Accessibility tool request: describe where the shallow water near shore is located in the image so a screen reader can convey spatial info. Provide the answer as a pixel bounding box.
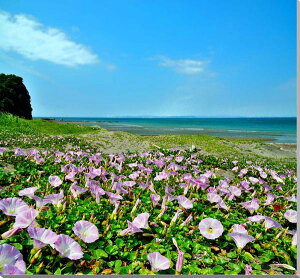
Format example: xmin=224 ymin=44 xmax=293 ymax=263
xmin=44 ymin=117 xmax=297 ymax=143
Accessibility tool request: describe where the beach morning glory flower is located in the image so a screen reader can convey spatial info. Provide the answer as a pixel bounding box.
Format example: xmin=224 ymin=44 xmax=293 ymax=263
xmin=27 ymin=226 xmax=58 ymax=249
xmin=284 ymin=209 xmax=297 ymax=223
xmin=32 ymin=196 xmax=50 ymax=209
xmin=248 ymin=215 xmax=265 ymax=223
xmin=2 ymin=228 xmax=22 ymax=240
xmin=70 ymin=182 xmax=88 ymax=198
xmin=44 ymin=190 xmax=64 ymax=206
xmin=73 ymin=220 xmax=99 ymax=243
xmin=18 ymin=187 xmax=38 ymax=198
xmin=292 ymin=232 xmax=297 ymax=246
xmin=228 ymin=232 xmax=254 ymax=250
xmin=0 ymin=197 xmax=29 ymax=216
xmin=0 ymin=244 xmax=26 ymax=275
xmin=150 ymin=194 xmax=160 ymax=206
xmin=106 ymin=192 xmax=123 ymax=203
xmin=245 ymin=264 xmax=253 ymax=275
xmin=240 ymin=198 xmax=260 ymax=214
xmin=263 ymin=216 xmax=282 ymax=229
xmin=120 ymin=220 xmax=143 ymax=236
xmin=14 ymin=208 xmax=39 ymax=228
xmin=207 ymin=193 xmax=222 ymax=203
xmin=177 ymin=196 xmax=193 ymax=209
xmin=132 ymin=213 xmax=150 ymax=229
xmin=229 ymin=186 xmax=241 ymax=197
xmin=265 ymin=193 xmax=276 ymax=205
xmin=48 ymin=175 xmax=63 ymax=187
xmin=147 ymin=252 xmax=170 ymax=272
xmin=199 ymin=218 xmax=224 ymax=239
xmin=232 ymin=224 xmax=248 ymax=234
xmin=89 ymin=184 xmax=105 ymax=203
xmin=54 ymin=234 xmax=83 ymax=260
xmin=172 ymin=238 xmax=184 ymax=274
xmin=180 ymin=214 xmax=193 ymax=227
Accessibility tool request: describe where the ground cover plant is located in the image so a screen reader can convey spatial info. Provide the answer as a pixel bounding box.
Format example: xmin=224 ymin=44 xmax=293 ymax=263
xmin=0 ymin=115 xmax=297 ymax=275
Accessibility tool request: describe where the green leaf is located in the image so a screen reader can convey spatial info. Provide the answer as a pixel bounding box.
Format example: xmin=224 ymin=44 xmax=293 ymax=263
xmin=227 ymin=251 xmax=237 ymax=258
xmin=242 ymin=252 xmax=255 ymax=262
xmin=54 ymin=268 xmax=61 ymax=275
xmin=105 ymin=245 xmax=119 ymax=255
xmin=92 ymin=249 xmax=108 ymax=259
xmin=212 ymin=265 xmax=224 ymax=273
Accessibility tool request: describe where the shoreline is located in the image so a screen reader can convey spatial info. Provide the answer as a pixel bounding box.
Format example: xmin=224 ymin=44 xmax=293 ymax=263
xmin=45 ymin=118 xmax=295 ymax=145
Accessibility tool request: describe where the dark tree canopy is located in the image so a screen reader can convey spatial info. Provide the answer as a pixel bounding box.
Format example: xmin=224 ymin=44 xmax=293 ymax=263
xmin=0 ymin=73 xmax=32 ymax=120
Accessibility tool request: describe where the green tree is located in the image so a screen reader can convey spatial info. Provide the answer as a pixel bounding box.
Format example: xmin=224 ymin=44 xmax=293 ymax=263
xmin=0 ymin=73 xmax=32 ymax=119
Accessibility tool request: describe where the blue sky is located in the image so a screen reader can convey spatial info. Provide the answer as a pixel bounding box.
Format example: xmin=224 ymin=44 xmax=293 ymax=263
xmin=0 ymin=0 xmax=296 ymax=117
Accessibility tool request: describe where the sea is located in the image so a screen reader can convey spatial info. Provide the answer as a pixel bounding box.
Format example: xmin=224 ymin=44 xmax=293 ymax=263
xmin=48 ymin=117 xmax=297 ymax=143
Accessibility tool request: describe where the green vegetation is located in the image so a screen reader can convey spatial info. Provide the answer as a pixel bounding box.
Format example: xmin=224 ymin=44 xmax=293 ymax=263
xmin=0 ymin=113 xmax=99 ymax=135
xmin=0 ymin=113 xmax=296 ymax=170
xmin=0 ymin=74 xmax=33 ymax=119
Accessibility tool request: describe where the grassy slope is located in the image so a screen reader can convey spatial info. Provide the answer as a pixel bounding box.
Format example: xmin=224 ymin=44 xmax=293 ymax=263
xmin=0 ymin=113 xmax=98 ymax=135
xmin=0 ymin=114 xmax=296 ymax=168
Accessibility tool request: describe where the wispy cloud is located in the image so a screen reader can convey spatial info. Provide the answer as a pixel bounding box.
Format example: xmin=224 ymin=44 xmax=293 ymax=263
xmin=0 ymin=11 xmax=100 ymax=67
xmin=153 ymin=56 xmax=208 ymax=74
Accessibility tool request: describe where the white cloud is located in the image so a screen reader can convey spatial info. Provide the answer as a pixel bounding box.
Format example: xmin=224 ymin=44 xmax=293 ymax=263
xmin=154 ymin=56 xmax=207 ymax=74
xmin=0 ymin=11 xmax=100 ymax=67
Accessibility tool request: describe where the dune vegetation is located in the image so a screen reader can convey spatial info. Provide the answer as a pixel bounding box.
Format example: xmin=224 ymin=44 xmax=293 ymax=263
xmin=0 ymin=114 xmax=297 ymax=275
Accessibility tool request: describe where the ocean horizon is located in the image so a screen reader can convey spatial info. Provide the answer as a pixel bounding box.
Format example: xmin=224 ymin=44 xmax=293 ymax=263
xmin=36 ymin=117 xmax=297 ymax=143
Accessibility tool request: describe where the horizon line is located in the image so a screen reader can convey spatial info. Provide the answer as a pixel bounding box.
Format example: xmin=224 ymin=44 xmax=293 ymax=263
xmin=33 ymin=115 xmax=297 ymax=119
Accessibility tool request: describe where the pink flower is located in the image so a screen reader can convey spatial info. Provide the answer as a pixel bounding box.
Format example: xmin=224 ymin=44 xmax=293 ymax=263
xmin=207 ymin=193 xmax=221 ymax=203
xmin=106 ymin=192 xmax=122 ymax=203
xmin=27 ymin=226 xmax=58 ymax=249
xmin=177 ymin=196 xmax=193 ymax=209
xmin=180 ymin=214 xmax=193 ymax=227
xmin=44 ymin=190 xmax=64 ymax=206
xmin=228 ymin=232 xmax=254 ymax=250
xmin=73 ymin=220 xmax=99 ymax=243
xmin=70 ymin=182 xmax=88 ymax=198
xmin=48 ymin=175 xmax=63 ymax=187
xmin=232 ymin=224 xmax=247 ymax=234
xmin=13 ymin=208 xmax=39 ymax=228
xmin=199 ymin=218 xmax=223 ymax=239
xmin=0 ymin=244 xmax=26 ymax=274
xmin=120 ymin=220 xmax=143 ymax=236
xmin=32 ymin=196 xmax=50 ymax=208
xmin=150 ymin=194 xmax=160 ymax=206
xmin=1 ymin=228 xmax=22 ymax=239
xmin=18 ymin=187 xmax=38 ymax=198
xmin=229 ymin=186 xmax=241 ymax=197
xmin=284 ymin=209 xmax=297 ymax=223
xmin=240 ymin=198 xmax=260 ymax=214
xmin=0 ymin=198 xmax=29 ymax=216
xmin=245 ymin=264 xmax=252 ymax=275
xmin=132 ymin=213 xmax=150 ymax=229
xmin=263 ymin=216 xmax=282 ymax=229
xmin=54 ymin=234 xmax=83 ymax=260
xmin=147 ymin=252 xmax=170 ymax=272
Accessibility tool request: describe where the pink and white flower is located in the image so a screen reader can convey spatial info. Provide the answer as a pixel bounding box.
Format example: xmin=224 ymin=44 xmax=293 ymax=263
xmin=0 ymin=244 xmax=26 ymax=274
xmin=0 ymin=198 xmax=29 ymax=216
xmin=48 ymin=175 xmax=63 ymax=187
xmin=73 ymin=220 xmax=99 ymax=243
xmin=177 ymin=196 xmax=193 ymax=209
xmin=228 ymin=232 xmax=254 ymax=250
xmin=199 ymin=218 xmax=223 ymax=239
xmin=284 ymin=209 xmax=297 ymax=223
xmin=54 ymin=234 xmax=83 ymax=260
xmin=18 ymin=187 xmax=38 ymax=198
xmin=148 ymin=252 xmax=170 ymax=272
xmin=27 ymin=226 xmax=58 ymax=249
xmin=13 ymin=208 xmax=39 ymax=228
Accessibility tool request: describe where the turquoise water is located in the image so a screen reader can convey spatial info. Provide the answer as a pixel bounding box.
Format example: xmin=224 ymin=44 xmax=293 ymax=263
xmin=49 ymin=117 xmax=297 ymax=143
